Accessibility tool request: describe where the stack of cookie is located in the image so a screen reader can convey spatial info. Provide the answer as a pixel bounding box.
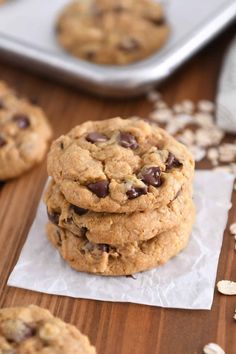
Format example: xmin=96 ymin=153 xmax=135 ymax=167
xmin=44 ymin=117 xmax=195 ymax=276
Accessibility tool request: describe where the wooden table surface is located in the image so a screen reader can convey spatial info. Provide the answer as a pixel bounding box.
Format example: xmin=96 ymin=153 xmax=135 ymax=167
xmin=0 ymin=24 xmax=236 ymax=354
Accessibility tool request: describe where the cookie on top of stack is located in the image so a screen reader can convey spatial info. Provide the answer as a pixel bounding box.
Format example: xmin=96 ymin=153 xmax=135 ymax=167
xmin=44 ymin=117 xmax=195 ymax=276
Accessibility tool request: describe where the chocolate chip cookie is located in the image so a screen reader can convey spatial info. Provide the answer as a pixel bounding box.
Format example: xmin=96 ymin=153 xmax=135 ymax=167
xmin=0 ymin=81 xmax=52 ymax=180
xmin=0 ymin=305 xmax=96 ymax=353
xmin=47 ymin=117 xmax=194 ymax=213
xmin=56 ymin=0 xmax=169 ymax=65
xmin=45 ymin=179 xmax=193 ymax=245
xmin=46 ymin=204 xmax=195 ymax=275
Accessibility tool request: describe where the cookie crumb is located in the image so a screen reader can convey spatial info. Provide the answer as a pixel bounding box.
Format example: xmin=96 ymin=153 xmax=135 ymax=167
xmin=177 ymin=129 xmax=194 ymax=146
xmin=203 ymin=343 xmax=225 ymax=354
xmin=219 ymin=144 xmax=236 ymax=163
xmin=213 ymin=166 xmax=232 ymax=173
xmin=146 ymin=96 xmax=235 ymax=170
xmin=154 ymin=100 xmax=167 ymax=110
xmin=217 ymin=280 xmax=236 ymax=295
xmin=198 ymin=100 xmax=215 ymax=113
xmin=207 ymin=148 xmax=219 ymax=166
xmin=229 ymin=223 xmax=236 ymax=235
xmin=149 ymin=108 xmax=172 ymax=123
xmin=182 ymin=99 xmax=194 ymax=114
xmin=188 ymin=145 xmax=206 ymax=162
xmin=147 ymin=90 xmax=161 ymax=102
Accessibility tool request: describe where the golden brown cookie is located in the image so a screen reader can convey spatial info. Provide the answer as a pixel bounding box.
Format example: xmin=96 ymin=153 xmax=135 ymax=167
xmin=45 ymin=179 xmax=193 ymax=245
xmin=47 ymin=117 xmax=194 ymax=213
xmin=46 ymin=203 xmax=195 ymax=276
xmin=0 ymin=81 xmax=52 ymax=180
xmin=56 ymin=0 xmax=169 ymax=65
xmin=0 ymin=305 xmax=96 ymax=353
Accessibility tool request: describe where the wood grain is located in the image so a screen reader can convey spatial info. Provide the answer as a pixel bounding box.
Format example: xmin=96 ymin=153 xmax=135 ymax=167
xmin=0 ymin=24 xmax=236 ymax=354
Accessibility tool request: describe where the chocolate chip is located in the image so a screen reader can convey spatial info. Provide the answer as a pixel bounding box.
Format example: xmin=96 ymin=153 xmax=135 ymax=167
xmin=0 ymin=135 xmax=6 ymax=147
xmin=55 ymin=23 xmax=62 ymax=34
xmin=80 ymin=227 xmax=88 ymax=237
xmin=2 ymin=320 xmax=35 ymax=343
xmin=65 ymin=217 xmax=73 ymax=224
xmin=12 ymin=114 xmax=30 ymax=129
xmin=166 ymin=153 xmax=182 ymax=170
xmin=126 ymin=186 xmax=147 ymax=199
xmin=86 ymin=132 xmax=108 ymax=143
xmin=47 ymin=210 xmax=60 ymax=225
xmin=19 ymin=325 xmax=35 ymax=342
xmin=92 ymin=5 xmax=104 ymax=17
xmin=139 ymin=167 xmax=162 ymax=187
xmin=85 ymin=51 xmax=96 ymax=61
xmin=84 ymin=241 xmax=94 ymax=251
xmin=30 ymin=97 xmax=39 ymax=105
xmin=70 ymin=204 xmax=88 ymax=216
xmin=98 ymin=244 xmax=110 ymax=252
xmin=60 ymin=142 xmax=64 ymax=150
xmin=126 ymin=274 xmax=137 ymax=279
xmin=118 ymin=132 xmax=138 ymax=149
xmin=0 ymin=99 xmax=4 ymax=109
xmin=172 ymin=189 xmax=181 ymax=202
xmin=118 ymin=38 xmax=140 ymax=52
xmin=147 ymin=17 xmax=166 ymax=26
xmin=113 ymin=5 xmax=125 ymax=13
xmin=87 ymin=180 xmax=109 ymax=198
xmin=56 ymin=230 xmax=62 ymax=246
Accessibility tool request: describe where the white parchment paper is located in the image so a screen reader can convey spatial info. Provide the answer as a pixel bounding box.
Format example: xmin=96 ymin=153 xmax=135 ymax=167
xmin=8 ymin=171 xmax=234 ymax=310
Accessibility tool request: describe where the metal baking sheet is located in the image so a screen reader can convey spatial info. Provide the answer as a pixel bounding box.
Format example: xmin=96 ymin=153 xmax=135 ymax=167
xmin=0 ymin=0 xmax=235 ymax=97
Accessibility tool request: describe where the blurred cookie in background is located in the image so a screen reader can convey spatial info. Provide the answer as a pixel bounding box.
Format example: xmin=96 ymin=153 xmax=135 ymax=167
xmin=0 ymin=81 xmax=52 ymax=181
xmin=56 ymin=0 xmax=170 ymax=65
xmin=0 ymin=305 xmax=96 ymax=353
